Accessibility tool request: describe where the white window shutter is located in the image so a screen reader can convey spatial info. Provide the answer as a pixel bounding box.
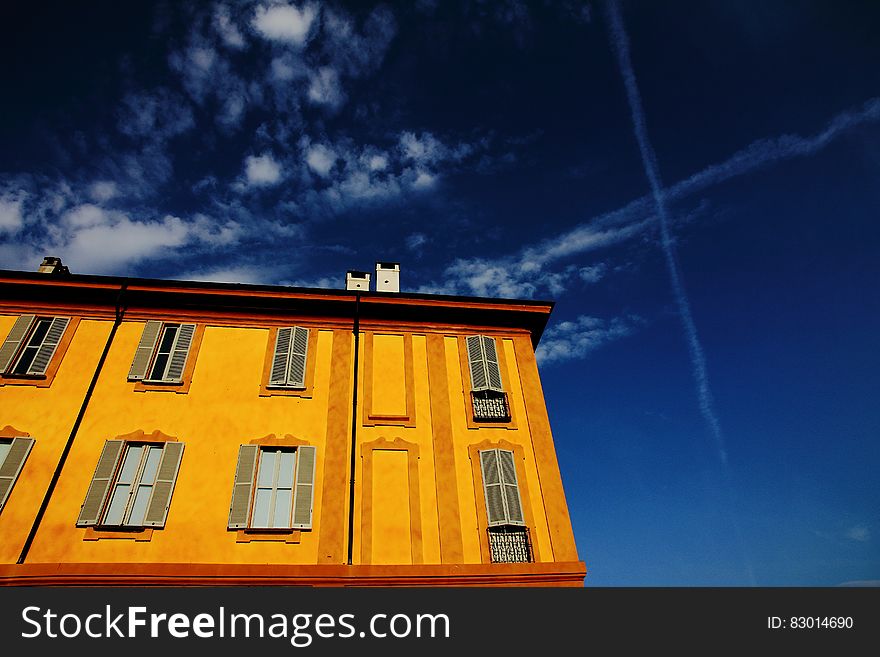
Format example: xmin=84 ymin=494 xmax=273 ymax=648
xmin=27 ymin=316 xmax=70 ymax=376
xmin=0 ymin=315 xmax=35 ymax=373
xmin=480 ymin=449 xmax=508 ymax=526
xmin=291 ymin=445 xmax=316 ymax=529
xmin=497 ymin=449 xmax=524 ymax=525
xmin=163 ymin=323 xmax=196 ymax=383
xmin=481 ymin=336 xmax=504 ymax=392
xmin=143 ymin=442 xmax=184 ymax=527
xmin=466 ymin=335 xmax=488 ymax=391
xmin=0 ymin=437 xmax=35 ymax=512
xmin=288 ymin=327 xmax=309 ymax=388
xmin=269 ymin=328 xmax=293 ymax=386
xmin=228 ymin=445 xmax=259 ymax=529
xmin=128 ymin=320 xmax=162 ymax=381
xmin=77 ymin=440 xmax=125 ymax=526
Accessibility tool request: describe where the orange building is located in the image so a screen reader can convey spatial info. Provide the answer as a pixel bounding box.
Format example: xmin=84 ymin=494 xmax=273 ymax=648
xmin=0 ymin=258 xmax=585 ymax=586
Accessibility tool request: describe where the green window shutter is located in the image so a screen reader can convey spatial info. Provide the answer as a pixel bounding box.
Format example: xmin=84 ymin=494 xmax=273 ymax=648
xmin=128 ymin=320 xmax=162 ymax=381
xmin=497 ymin=449 xmax=524 ymax=525
xmin=0 ymin=315 xmax=35 ymax=373
xmin=27 ymin=316 xmax=70 ymax=376
xmin=269 ymin=328 xmax=293 ymax=386
xmin=480 ymin=449 xmax=508 ymax=526
xmin=466 ymin=335 xmax=488 ymax=391
xmin=0 ymin=437 xmax=35 ymax=512
xmin=288 ymin=327 xmax=309 ymax=388
xmin=228 ymin=445 xmax=259 ymax=529
xmin=291 ymin=445 xmax=316 ymax=529
xmin=77 ymin=440 xmax=125 ymax=526
xmin=143 ymin=442 xmax=184 ymax=527
xmin=163 ymin=323 xmax=196 ymax=383
xmin=481 ymin=336 xmax=504 ymax=392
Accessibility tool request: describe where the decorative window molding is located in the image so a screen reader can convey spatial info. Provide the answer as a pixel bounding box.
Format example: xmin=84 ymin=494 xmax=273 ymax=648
xmin=467 ymin=439 xmax=539 ymax=564
xmin=228 ymin=434 xmax=316 ymax=541
xmin=77 ymin=430 xmax=184 ymax=541
xmin=362 ymin=332 xmax=416 ymax=427
xmin=457 ymin=335 xmax=518 ymax=430
xmin=359 ymin=437 xmax=423 ymax=565
xmin=0 ymin=425 xmax=35 ymax=514
xmin=259 ymin=327 xmax=316 ymax=398
xmin=128 ymin=321 xmax=204 ymax=393
xmin=0 ymin=315 xmax=79 ymax=388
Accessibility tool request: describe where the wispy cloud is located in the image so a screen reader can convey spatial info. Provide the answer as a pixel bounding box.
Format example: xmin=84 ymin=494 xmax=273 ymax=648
xmin=244 ymin=153 xmax=283 ymax=187
xmin=536 ymin=314 xmax=640 ymax=365
xmin=846 ymin=525 xmax=870 ymax=542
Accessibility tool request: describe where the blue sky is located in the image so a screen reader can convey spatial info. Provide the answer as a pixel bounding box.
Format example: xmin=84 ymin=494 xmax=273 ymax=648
xmin=1 ymin=1 xmax=878 ymax=586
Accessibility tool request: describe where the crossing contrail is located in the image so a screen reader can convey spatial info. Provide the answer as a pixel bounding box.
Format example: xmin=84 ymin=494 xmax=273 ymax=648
xmin=605 ymin=0 xmax=727 ymax=464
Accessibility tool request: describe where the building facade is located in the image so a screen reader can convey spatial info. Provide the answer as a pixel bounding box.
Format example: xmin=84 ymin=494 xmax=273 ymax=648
xmin=0 ymin=260 xmax=585 ymax=586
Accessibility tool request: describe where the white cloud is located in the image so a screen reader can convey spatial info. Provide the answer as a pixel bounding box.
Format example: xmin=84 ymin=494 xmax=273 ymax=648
xmin=411 ymin=170 xmax=436 ymax=189
xmin=846 ymin=525 xmax=870 ymax=542
xmin=252 ymin=3 xmax=317 ymax=45
xmin=305 ymin=144 xmax=337 ymax=177
xmin=214 ymin=5 xmax=246 ymax=49
xmin=367 ymin=154 xmax=388 ymax=171
xmin=56 ymin=213 xmax=191 ymax=274
xmin=536 ymin=315 xmax=640 ymax=365
xmin=579 ymin=263 xmax=607 ymax=284
xmin=307 ymin=67 xmax=345 ymax=109
xmin=88 ymin=181 xmax=118 ymax=203
xmin=0 ymin=194 xmax=25 ymax=234
xmin=181 ymin=265 xmax=270 ymax=285
xmin=245 ymin=153 xmax=283 ymax=186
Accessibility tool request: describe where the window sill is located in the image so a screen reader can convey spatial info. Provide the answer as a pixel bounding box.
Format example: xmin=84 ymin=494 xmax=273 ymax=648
xmin=83 ymin=527 xmax=154 ymax=542
xmin=235 ymin=529 xmax=302 ymax=544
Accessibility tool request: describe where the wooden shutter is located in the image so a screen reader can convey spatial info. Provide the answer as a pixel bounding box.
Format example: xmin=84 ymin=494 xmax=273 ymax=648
xmin=466 ymin=335 xmax=488 ymax=391
xmin=291 ymin=445 xmax=316 ymax=529
xmin=480 ymin=450 xmax=507 ymax=526
xmin=497 ymin=449 xmax=524 ymax=525
xmin=0 ymin=437 xmax=35 ymax=512
xmin=143 ymin=442 xmax=184 ymax=527
xmin=27 ymin=316 xmax=70 ymax=376
xmin=228 ymin=445 xmax=259 ymax=529
xmin=128 ymin=320 xmax=162 ymax=381
xmin=288 ymin=327 xmax=309 ymax=388
xmin=0 ymin=315 xmax=35 ymax=373
xmin=163 ymin=323 xmax=196 ymax=383
xmin=269 ymin=327 xmax=293 ymax=386
xmin=481 ymin=336 xmax=504 ymax=392
xmin=77 ymin=440 xmax=125 ymax=526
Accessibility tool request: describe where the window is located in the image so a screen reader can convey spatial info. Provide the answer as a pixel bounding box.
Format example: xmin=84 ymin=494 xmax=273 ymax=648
xmin=0 ymin=315 xmax=71 ymax=377
xmin=128 ymin=320 xmax=197 ymax=384
xmin=76 ymin=440 xmax=185 ymax=529
xmin=0 ymin=436 xmax=35 ymax=513
xmin=228 ymin=444 xmax=316 ymax=530
xmin=268 ymin=326 xmax=309 ymax=389
xmin=479 ymin=448 xmax=532 ymax=563
xmin=466 ymin=335 xmax=510 ymax=422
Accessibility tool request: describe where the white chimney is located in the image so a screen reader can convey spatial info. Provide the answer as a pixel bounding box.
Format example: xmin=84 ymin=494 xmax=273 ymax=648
xmin=375 ymin=262 xmax=400 ymax=293
xmin=345 ymin=270 xmax=371 ymax=291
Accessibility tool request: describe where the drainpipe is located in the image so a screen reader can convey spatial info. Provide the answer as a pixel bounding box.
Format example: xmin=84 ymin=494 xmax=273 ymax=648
xmin=17 ymin=284 xmax=127 ymax=564
xmin=346 ymin=292 xmax=360 ymax=565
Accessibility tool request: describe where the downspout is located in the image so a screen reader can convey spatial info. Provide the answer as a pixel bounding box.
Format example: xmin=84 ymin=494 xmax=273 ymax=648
xmin=17 ymin=283 xmax=127 ymax=564
xmin=346 ymin=292 xmax=360 ymax=565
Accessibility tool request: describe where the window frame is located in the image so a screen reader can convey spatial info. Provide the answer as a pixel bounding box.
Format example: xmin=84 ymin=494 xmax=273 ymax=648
xmin=227 ymin=434 xmax=317 ymax=538
xmin=259 ymin=327 xmax=316 ymax=398
xmin=76 ymin=430 xmax=184 ymax=534
xmin=128 ymin=321 xmax=203 ymax=393
xmin=0 ymin=315 xmax=78 ymax=388
xmin=0 ymin=427 xmax=35 ymax=514
xmin=468 ymin=440 xmax=540 ymax=564
xmin=457 ymin=335 xmax=518 ymax=430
